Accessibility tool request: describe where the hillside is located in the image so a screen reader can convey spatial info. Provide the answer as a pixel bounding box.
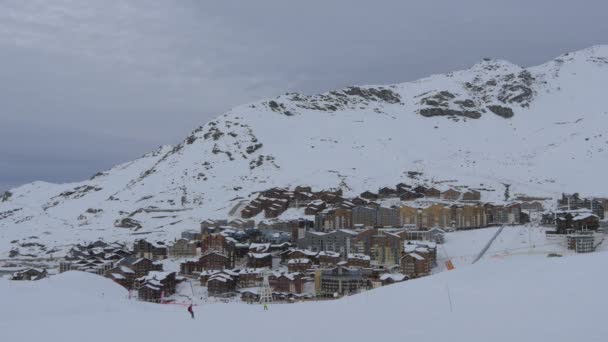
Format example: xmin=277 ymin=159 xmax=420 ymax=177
xmin=2 ymin=251 xmax=607 ymax=342
xmin=2 ymin=45 xmax=608 ymax=256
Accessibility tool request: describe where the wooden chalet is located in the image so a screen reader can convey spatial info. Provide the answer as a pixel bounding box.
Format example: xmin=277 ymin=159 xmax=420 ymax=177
xmin=462 ymin=190 xmax=481 ymax=201
xmin=247 ymin=252 xmax=272 ymax=268
xmin=441 ymin=188 xmax=461 ymax=201
xmin=400 ymin=253 xmax=430 ymax=278
xmin=207 ymin=273 xmax=237 ymax=297
xmin=11 ymin=268 xmax=47 ymax=281
xmin=360 ymin=191 xmax=379 ymax=200
xmin=200 ymin=251 xmax=232 ymax=270
xmin=424 ymin=187 xmax=440 ymax=198
xmin=287 ymin=258 xmax=312 ymax=273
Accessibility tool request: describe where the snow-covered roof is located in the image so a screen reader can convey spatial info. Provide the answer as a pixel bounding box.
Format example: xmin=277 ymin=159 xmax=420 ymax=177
xmin=347 ymin=253 xmax=371 ymax=261
xmin=379 ymin=273 xmax=408 ymax=282
xmin=248 ymin=252 xmax=271 ymax=259
xmin=408 ymin=253 xmax=425 ymax=261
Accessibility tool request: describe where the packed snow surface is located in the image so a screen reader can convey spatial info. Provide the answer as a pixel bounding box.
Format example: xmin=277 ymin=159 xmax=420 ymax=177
xmin=1 ymin=252 xmax=606 ymax=342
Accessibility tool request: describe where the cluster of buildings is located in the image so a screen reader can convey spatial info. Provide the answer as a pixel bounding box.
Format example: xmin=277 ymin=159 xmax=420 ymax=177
xmin=57 ymin=240 xmax=181 ymax=302
xmin=238 ymin=185 xmax=535 ymax=237
xmin=167 ymin=219 xmax=442 ymax=301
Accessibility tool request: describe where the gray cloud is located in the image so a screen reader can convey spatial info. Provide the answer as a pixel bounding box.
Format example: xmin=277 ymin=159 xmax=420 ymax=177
xmin=1 ymin=0 xmax=607 ymax=191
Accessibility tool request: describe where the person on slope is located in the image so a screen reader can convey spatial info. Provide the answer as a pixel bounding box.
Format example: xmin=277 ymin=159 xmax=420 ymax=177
xmin=187 ymin=304 xmax=195 ymax=319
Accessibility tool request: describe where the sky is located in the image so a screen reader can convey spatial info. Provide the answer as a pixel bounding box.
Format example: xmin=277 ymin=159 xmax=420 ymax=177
xmin=1 ymin=0 xmax=607 ymax=192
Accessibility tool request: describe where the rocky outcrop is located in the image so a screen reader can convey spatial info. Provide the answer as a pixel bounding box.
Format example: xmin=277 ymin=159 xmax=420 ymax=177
xmin=487 ymin=105 xmax=514 ymax=118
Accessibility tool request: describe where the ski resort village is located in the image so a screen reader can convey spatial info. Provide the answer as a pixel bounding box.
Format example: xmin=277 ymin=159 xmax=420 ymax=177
xmin=3 ymin=43 xmax=608 ymax=341
xmin=2 ymin=185 xmax=607 ymax=306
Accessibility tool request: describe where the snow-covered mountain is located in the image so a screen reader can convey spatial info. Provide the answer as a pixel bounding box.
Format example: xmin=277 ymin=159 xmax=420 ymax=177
xmin=2 ymin=45 xmax=608 ymax=256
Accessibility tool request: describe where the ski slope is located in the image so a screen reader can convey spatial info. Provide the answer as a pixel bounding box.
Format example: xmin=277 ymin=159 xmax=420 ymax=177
xmin=1 ymin=252 xmax=607 ymax=342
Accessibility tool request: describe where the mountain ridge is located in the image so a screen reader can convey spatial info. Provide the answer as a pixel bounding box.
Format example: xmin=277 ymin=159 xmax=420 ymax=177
xmin=2 ymin=45 xmax=608 ymax=257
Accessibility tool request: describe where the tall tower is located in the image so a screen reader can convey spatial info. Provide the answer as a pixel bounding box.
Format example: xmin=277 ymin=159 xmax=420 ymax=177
xmin=259 ymin=270 xmax=273 ymax=305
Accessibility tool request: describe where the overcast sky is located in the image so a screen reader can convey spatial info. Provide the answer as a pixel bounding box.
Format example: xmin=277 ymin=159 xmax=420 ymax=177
xmin=1 ymin=0 xmax=607 ymax=191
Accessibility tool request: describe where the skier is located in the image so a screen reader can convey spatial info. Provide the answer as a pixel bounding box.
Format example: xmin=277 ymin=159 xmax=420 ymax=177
xmin=187 ymin=304 xmax=194 ymax=319
xmin=263 ymin=303 xmax=268 ymax=311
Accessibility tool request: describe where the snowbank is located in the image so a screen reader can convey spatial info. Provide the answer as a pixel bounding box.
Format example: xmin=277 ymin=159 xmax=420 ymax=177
xmin=1 ymin=253 xmax=606 ymax=342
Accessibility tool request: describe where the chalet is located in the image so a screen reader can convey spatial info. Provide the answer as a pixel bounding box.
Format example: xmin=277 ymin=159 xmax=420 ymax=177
xmin=247 ymin=252 xmax=272 ymax=268
xmin=305 ymin=200 xmax=327 ymax=215
xmin=287 ymin=258 xmax=312 ymax=273
xmin=133 ymin=240 xmax=167 ymax=260
xmin=400 ymin=253 xmax=430 ymax=278
xmin=556 ymin=212 xmax=599 ymax=234
xmin=199 ymin=269 xmax=239 ymax=285
xmin=424 ymin=187 xmax=440 ymax=198
xmin=136 ymin=271 xmax=178 ymax=303
xmin=11 ymin=268 xmax=47 ymax=281
xmin=168 ymin=238 xmax=197 ymax=257
xmin=105 ymin=265 xmax=136 ymax=289
xmin=317 ymin=190 xmax=344 ymax=204
xmin=379 ymin=273 xmax=408 ymax=286
xmin=179 ymin=260 xmax=200 ymax=276
xmin=337 ymin=200 xmax=356 ymax=210
xmin=462 ymin=190 xmax=481 ymax=201
xmin=413 ymin=185 xmax=428 ymax=194
xmin=264 ymin=199 xmax=289 ymax=218
xmin=318 ymin=266 xmax=367 ymax=297
xmin=237 ymin=268 xmax=264 ymax=288
xmin=228 ymin=218 xmax=255 ymax=229
xmin=360 ymin=191 xmax=379 ymax=200
xmin=282 ymin=248 xmax=318 ymax=263
xmin=241 ymin=204 xmax=263 ymax=219
xmin=207 ymin=273 xmax=237 ymax=297
xmin=292 ymin=190 xmax=313 ymax=204
xmin=403 ymin=241 xmax=437 ymax=266
xmin=317 ymin=251 xmax=341 ymax=267
xmin=378 ymin=187 xmax=398 ymax=198
xmin=351 ymin=197 xmax=369 ymax=206
xmin=270 ymin=272 xmax=303 ymax=294
xmin=200 ymin=251 xmax=233 ymax=270
xmin=441 ymin=188 xmax=461 ymax=201
xmin=60 ymin=257 xmax=113 ymax=275
xmin=347 ymin=253 xmax=371 ymax=268
xmin=396 ymin=182 xmax=411 ymax=193
xmin=201 ymin=219 xmax=228 ymax=229
xmin=400 ymin=190 xmax=421 ymax=201
xmin=295 ymin=185 xmax=312 ymax=193
xmin=118 ymin=257 xmax=163 ymax=278
xmin=201 ymin=234 xmax=235 ymax=263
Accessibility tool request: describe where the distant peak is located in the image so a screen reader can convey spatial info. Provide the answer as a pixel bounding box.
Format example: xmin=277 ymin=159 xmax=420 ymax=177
xmin=470 ymin=58 xmax=521 ymax=72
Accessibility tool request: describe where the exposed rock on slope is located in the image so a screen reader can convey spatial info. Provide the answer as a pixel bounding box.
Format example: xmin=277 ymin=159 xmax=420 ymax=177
xmin=2 ymin=45 xmax=608 ymax=257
